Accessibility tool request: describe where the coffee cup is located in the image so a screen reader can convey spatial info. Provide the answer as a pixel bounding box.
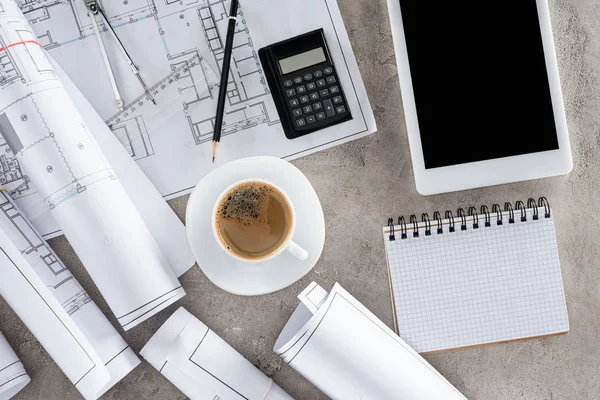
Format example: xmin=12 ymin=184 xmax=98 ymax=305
xmin=211 ymin=178 xmax=308 ymax=262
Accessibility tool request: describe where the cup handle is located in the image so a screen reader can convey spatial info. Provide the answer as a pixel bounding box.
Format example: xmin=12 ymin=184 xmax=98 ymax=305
xmin=286 ymin=240 xmax=308 ymax=261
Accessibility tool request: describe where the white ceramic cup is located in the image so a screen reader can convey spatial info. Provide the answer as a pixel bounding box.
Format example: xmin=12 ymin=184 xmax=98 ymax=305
xmin=211 ymin=178 xmax=308 ymax=262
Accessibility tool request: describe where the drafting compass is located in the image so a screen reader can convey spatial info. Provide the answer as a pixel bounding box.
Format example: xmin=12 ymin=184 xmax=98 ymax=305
xmin=85 ymin=0 xmax=156 ymax=110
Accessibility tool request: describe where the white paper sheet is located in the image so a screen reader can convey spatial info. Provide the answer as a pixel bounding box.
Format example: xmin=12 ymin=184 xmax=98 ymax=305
xmin=10 ymin=0 xmax=376 ymax=239
xmin=0 ymin=330 xmax=29 ymax=400
xmin=0 ymin=190 xmax=140 ymax=398
xmin=274 ymin=282 xmax=467 ymax=400
xmin=0 ymin=1 xmax=186 ymax=330
xmin=141 ymin=307 xmax=293 ymax=400
xmin=0 ymin=228 xmax=109 ymax=398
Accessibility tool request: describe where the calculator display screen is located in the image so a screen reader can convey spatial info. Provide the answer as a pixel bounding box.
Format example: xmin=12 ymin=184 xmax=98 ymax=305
xmin=279 ymin=48 xmax=326 ymax=75
xmin=399 ymin=0 xmax=560 ymax=169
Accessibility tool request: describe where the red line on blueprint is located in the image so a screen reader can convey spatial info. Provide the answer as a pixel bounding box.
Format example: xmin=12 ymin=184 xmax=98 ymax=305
xmin=0 ymin=40 xmax=43 ymax=53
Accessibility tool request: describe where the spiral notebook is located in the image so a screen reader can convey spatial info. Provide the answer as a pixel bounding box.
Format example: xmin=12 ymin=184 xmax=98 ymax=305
xmin=382 ymin=198 xmax=569 ymax=354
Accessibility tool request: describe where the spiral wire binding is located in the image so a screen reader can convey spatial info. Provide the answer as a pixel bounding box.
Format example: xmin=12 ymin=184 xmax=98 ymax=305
xmin=445 ymin=210 xmax=456 ymax=232
xmin=539 ymin=197 xmax=551 ymax=218
xmin=468 ymin=206 xmax=479 ymax=229
xmin=410 ymin=215 xmax=419 ymax=237
xmin=398 ymin=216 xmax=407 ymax=239
xmin=527 ymin=198 xmax=539 ymax=220
xmin=504 ymin=202 xmax=515 ymax=224
xmin=387 ymin=218 xmax=395 ymax=241
xmin=515 ymin=201 xmax=527 ymax=222
xmin=480 ymin=205 xmax=491 ymax=227
xmin=492 ymin=204 xmax=503 ymax=225
xmin=422 ymin=213 xmax=432 ymax=236
xmin=457 ymin=208 xmax=467 ymax=231
xmin=433 ymin=211 xmax=443 ymax=234
xmin=386 ymin=198 xmax=552 ymax=241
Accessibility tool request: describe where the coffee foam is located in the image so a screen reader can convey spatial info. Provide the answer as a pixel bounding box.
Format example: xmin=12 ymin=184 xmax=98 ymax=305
xmin=217 ymin=184 xmax=273 ymax=226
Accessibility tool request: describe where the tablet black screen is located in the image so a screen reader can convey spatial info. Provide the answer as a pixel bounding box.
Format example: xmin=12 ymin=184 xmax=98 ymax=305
xmin=399 ymin=1 xmax=560 ymax=169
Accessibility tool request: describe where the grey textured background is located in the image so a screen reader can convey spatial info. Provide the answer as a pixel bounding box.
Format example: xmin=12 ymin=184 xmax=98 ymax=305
xmin=2 ymin=0 xmax=599 ymax=398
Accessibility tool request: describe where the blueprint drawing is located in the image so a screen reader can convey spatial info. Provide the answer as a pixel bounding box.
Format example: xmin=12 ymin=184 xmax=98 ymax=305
xmin=8 ymin=0 xmax=375 ymax=238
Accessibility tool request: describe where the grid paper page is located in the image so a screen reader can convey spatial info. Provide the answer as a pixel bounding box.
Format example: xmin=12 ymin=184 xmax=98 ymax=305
xmin=383 ymin=208 xmax=569 ymax=353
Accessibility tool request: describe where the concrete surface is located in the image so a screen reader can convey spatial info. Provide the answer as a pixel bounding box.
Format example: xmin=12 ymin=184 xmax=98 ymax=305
xmin=1 ymin=0 xmax=599 ymax=398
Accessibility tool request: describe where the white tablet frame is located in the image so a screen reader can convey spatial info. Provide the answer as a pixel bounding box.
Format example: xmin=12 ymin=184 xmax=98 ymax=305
xmin=387 ymin=0 xmax=572 ymax=195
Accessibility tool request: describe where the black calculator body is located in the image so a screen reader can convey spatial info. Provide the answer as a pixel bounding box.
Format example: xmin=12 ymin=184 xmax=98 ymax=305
xmin=259 ymin=29 xmax=352 ymax=139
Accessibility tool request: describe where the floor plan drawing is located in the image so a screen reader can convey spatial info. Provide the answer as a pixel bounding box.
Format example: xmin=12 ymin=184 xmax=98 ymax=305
xmin=0 ymin=190 xmax=91 ymax=316
xmin=10 ymin=0 xmax=287 ymax=202
xmin=0 ymin=38 xmax=23 ymax=87
xmin=111 ymin=115 xmax=154 ymax=160
xmin=0 ymin=136 xmax=24 ymax=187
xmin=3 ymin=0 xmax=375 ymax=240
xmin=100 ymin=0 xmax=278 ymax=146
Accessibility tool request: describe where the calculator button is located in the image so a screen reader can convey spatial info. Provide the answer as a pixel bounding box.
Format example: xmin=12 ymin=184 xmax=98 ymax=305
xmin=333 ymin=96 xmax=343 ymax=104
xmin=319 ymin=89 xmax=329 ymax=98
xmin=316 ymin=79 xmax=326 ymax=88
xmin=303 ymin=105 xmax=313 ymax=113
xmin=286 ymin=88 xmax=296 ymax=97
xmin=309 ymin=92 xmax=319 ymax=101
xmin=326 ymin=76 xmax=336 ymax=84
xmin=336 ymin=105 xmax=347 ymax=114
xmin=297 ymin=85 xmax=306 ymax=94
xmin=300 ymin=95 xmax=309 ymax=104
xmin=303 ymin=73 xmax=313 ymax=81
xmin=323 ymin=99 xmax=335 ymax=117
xmin=284 ymin=80 xmax=293 ymax=88
xmin=329 ymin=86 xmax=340 ymax=95
xmin=313 ymin=102 xmax=323 ymax=110
xmin=296 ymin=118 xmax=306 ymax=127
xmin=314 ymin=70 xmax=323 ymax=78
xmin=306 ymin=115 xmax=316 ymax=124
xmin=306 ymin=82 xmax=316 ymax=90
xmin=293 ymin=76 xmax=303 ymax=84
xmin=289 ymin=98 xmax=300 ymax=107
xmin=324 ymin=67 xmax=333 ymax=74
xmin=292 ymin=108 xmax=303 ymax=117
xmin=316 ymin=112 xmax=326 ymax=120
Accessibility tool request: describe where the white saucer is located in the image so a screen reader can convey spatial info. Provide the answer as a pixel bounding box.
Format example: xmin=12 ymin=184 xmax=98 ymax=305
xmin=186 ymin=156 xmax=325 ymax=296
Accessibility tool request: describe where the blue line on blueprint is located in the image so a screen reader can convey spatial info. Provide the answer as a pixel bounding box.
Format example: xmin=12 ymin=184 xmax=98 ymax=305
xmin=53 ymin=191 xmax=78 ymax=206
xmin=154 ymin=17 xmax=170 ymax=57
xmin=57 ymin=15 xmax=151 ymax=47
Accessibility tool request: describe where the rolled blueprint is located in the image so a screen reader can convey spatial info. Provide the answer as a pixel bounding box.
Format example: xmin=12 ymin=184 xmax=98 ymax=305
xmin=0 ymin=191 xmax=140 ymax=399
xmin=141 ymin=307 xmax=293 ymax=400
xmin=0 ymin=330 xmax=29 ymax=400
xmin=0 ymin=0 xmax=185 ymax=330
xmin=274 ymin=282 xmax=467 ymax=400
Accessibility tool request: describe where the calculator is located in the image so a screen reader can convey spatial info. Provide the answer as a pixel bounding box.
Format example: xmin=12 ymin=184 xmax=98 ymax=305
xmin=259 ymin=29 xmax=352 ymax=139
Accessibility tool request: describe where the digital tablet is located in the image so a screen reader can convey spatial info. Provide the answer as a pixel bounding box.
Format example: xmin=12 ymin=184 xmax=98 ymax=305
xmin=387 ymin=0 xmax=572 ymax=195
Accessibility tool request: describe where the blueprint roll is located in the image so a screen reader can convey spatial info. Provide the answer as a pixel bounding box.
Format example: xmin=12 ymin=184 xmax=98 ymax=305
xmin=0 ymin=224 xmax=109 ymax=399
xmin=0 ymin=0 xmax=185 ymax=330
xmin=141 ymin=307 xmax=293 ymax=400
xmin=0 ymin=330 xmax=30 ymax=400
xmin=274 ymin=282 xmax=467 ymax=400
xmin=0 ymin=191 xmax=140 ymax=399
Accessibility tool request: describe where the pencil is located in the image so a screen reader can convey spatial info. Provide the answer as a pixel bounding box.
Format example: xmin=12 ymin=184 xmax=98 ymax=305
xmin=212 ymin=0 xmax=239 ymax=163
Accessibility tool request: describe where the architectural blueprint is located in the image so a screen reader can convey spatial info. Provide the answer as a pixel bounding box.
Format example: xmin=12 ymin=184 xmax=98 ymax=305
xmin=0 ymin=0 xmax=189 ymax=332
xmin=3 ymin=0 xmax=376 ymax=240
xmin=0 ymin=329 xmax=29 ymax=400
xmin=0 ymin=190 xmax=140 ymax=399
xmin=141 ymin=307 xmax=293 ymax=400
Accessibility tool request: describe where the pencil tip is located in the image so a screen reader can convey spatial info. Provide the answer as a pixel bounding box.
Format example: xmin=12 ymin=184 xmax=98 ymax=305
xmin=152 ymin=99 xmax=157 ymax=105
xmin=212 ymin=157 xmax=215 ymax=163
